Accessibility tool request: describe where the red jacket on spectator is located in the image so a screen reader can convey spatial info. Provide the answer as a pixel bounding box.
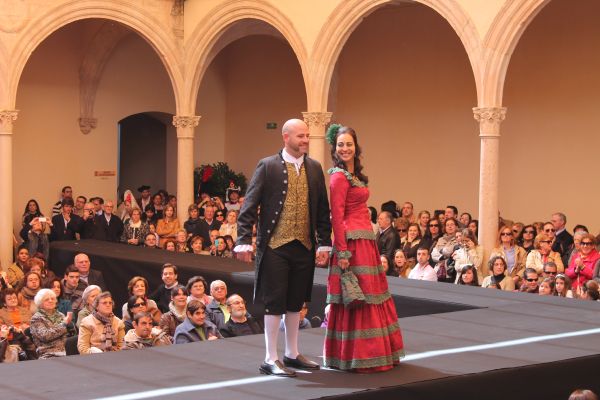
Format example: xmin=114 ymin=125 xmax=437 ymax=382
xmin=565 ymin=248 xmax=600 ymax=290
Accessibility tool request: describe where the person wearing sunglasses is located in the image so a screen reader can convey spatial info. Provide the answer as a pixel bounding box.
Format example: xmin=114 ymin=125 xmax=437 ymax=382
xmin=516 ymin=225 xmax=537 ymax=254
xmin=526 ymin=233 xmax=564 ymax=275
xmin=565 ymin=233 xmax=600 ymax=292
xmin=420 ymin=218 xmax=443 ymax=264
xmin=490 ymin=225 xmax=527 ymax=287
xmin=518 ymin=268 xmax=539 ymax=293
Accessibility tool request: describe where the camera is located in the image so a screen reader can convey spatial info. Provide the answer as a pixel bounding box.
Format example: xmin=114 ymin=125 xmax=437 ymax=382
xmin=39 ymin=217 xmax=47 ymax=223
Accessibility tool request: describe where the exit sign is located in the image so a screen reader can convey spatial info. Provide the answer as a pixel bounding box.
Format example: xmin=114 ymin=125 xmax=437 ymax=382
xmin=266 ymin=122 xmax=277 ymax=130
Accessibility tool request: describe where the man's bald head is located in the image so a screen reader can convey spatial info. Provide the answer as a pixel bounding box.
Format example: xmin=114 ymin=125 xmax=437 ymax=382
xmin=282 ymin=118 xmax=309 ymax=157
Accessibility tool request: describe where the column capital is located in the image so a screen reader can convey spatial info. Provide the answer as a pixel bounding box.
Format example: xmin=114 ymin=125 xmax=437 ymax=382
xmin=0 ymin=110 xmax=19 ymax=133
xmin=173 ymin=115 xmax=200 ymax=129
xmin=473 ymin=107 xmax=506 ymax=137
xmin=78 ymin=117 xmax=98 ymax=135
xmin=302 ymin=111 xmax=332 ymax=132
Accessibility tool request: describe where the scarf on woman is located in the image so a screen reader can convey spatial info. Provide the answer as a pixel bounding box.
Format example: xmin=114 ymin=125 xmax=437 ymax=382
xmin=21 ymin=286 xmax=39 ymax=301
xmin=129 ymin=219 xmax=142 ymax=229
xmin=92 ymin=311 xmax=117 ymax=351
xmin=168 ymin=301 xmax=186 ymax=323
xmin=39 ymin=308 xmax=64 ymax=325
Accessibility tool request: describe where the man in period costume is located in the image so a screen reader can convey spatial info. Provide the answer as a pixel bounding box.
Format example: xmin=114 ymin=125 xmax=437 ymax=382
xmin=236 ymin=119 xmax=331 ymax=377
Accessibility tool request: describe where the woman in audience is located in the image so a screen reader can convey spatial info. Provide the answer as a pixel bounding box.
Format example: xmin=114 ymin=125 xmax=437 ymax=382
xmin=124 ymin=295 xmax=154 ymax=331
xmin=467 ymin=219 xmax=478 ymax=238
xmin=18 ymin=271 xmax=42 ymax=313
xmin=186 ymin=276 xmax=213 ymax=305
xmin=394 ymin=217 xmax=409 ymax=242
xmin=215 ymin=209 xmax=225 ymax=225
xmin=526 ymin=233 xmax=564 ymax=275
xmin=223 ymin=235 xmax=235 ymax=253
xmin=183 ymin=204 xmax=201 ymax=239
xmin=167 ymin=195 xmax=177 ymax=217
xmin=175 ymin=229 xmax=190 ymax=253
xmin=211 ymin=235 xmax=232 ymax=258
xmin=511 ymin=223 xmax=524 ymax=240
xmin=77 ymin=285 xmax=101 ymax=329
xmin=22 ymin=199 xmax=44 ymax=227
xmin=567 ymin=231 xmax=586 ymax=266
xmin=163 ymin=239 xmax=177 ymax=252
xmin=190 ymin=235 xmax=210 ymax=255
xmin=538 ymin=277 xmax=555 ymax=296
xmin=481 ymin=256 xmax=515 ymax=291
xmin=380 ymin=255 xmax=389 ymax=274
xmin=159 ymin=285 xmax=188 ymax=339
xmin=46 ymin=278 xmax=71 ymax=316
xmin=391 ymin=249 xmax=412 ymax=278
xmin=121 ymin=277 xmax=161 ymax=323
xmin=120 ymin=208 xmax=150 ymax=246
xmin=173 ymin=300 xmax=221 ymax=344
xmin=517 ymin=224 xmax=537 ymax=254
xmin=219 ymin=210 xmax=238 ymax=241
xmin=457 ymin=264 xmax=479 ymax=287
xmin=401 ymin=223 xmax=421 ymax=266
xmin=459 ymin=212 xmax=472 ymax=229
xmin=554 ymin=274 xmax=573 ymax=298
xmin=23 ymin=217 xmax=50 ymax=261
xmin=156 ymin=205 xmax=180 ymax=245
xmin=519 ymin=268 xmax=539 ymax=293
xmin=7 ymin=246 xmax=29 ymax=288
xmin=578 ymin=280 xmax=600 ymax=301
xmin=78 ymin=291 xmax=125 ymax=354
xmin=490 ymin=226 xmax=527 ymax=287
xmin=566 ymin=233 xmax=600 ymax=292
xmin=29 ymin=288 xmax=72 ymax=358
xmin=431 ymin=217 xmax=460 ymax=269
xmin=143 ymin=204 xmax=158 ymax=226
xmin=0 ymin=288 xmax=37 ymax=359
xmin=26 ymin=257 xmax=56 ymax=288
xmin=452 ymin=229 xmax=484 ymax=282
xmin=421 ymin=217 xmax=442 ymax=256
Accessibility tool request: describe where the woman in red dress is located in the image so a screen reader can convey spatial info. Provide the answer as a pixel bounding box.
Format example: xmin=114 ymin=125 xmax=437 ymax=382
xmin=323 ymin=125 xmax=404 ymax=372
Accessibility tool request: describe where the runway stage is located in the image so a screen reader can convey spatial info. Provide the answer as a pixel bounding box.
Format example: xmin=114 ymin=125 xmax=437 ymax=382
xmin=1 ymin=240 xmax=598 ymax=400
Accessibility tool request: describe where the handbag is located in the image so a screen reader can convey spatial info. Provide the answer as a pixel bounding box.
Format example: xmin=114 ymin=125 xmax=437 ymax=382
xmin=340 ymin=270 xmax=366 ymax=307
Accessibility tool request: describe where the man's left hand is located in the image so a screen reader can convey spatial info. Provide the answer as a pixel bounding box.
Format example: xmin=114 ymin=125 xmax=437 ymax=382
xmin=316 ymin=251 xmax=329 ymax=266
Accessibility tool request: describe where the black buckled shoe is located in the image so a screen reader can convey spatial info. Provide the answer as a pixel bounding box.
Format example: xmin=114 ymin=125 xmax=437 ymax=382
xmin=283 ymin=354 xmax=320 ymax=370
xmin=259 ymin=360 xmax=297 ymax=377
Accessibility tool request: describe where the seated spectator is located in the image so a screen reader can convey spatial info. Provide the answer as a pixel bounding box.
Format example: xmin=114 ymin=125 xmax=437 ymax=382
xmin=219 ymin=210 xmax=238 ymax=241
xmin=30 ymin=288 xmax=72 ymax=358
xmin=481 ymin=256 xmax=515 ymax=291
xmin=459 ymin=212 xmax=472 ymax=229
xmin=538 ymin=277 xmax=555 ymax=296
xmin=215 ymin=209 xmax=225 ymax=226
xmin=417 ymin=210 xmax=430 ymax=237
xmin=380 ymin=255 xmax=389 ymax=275
xmin=420 ymin=218 xmax=442 ymax=256
xmin=163 ymin=239 xmax=177 ymax=251
xmin=554 ymin=274 xmax=573 ymax=298
xmin=519 ymin=268 xmax=539 ymax=293
xmin=120 ymin=208 xmax=149 ymax=246
xmin=183 ymin=204 xmax=202 ymax=239
xmin=578 ymin=280 xmax=600 ymax=301
xmin=568 ymin=389 xmax=598 ymax=400
xmin=526 ymin=233 xmax=565 ymax=275
xmin=21 ymin=199 xmax=43 ymax=228
xmin=93 ymin=200 xmax=124 ymax=242
xmin=173 ymin=300 xmax=221 ymax=344
xmin=122 ymin=311 xmax=171 ymax=350
xmin=26 ymin=257 xmax=56 ymax=288
xmin=206 ymin=280 xmax=229 ymax=331
xmin=167 ymin=195 xmax=177 ymax=217
xmin=511 ymin=222 xmax=524 ymax=240
xmin=0 ymin=325 xmax=17 ymax=363
xmin=490 ymin=225 xmax=527 ymax=287
xmin=517 ymin=224 xmax=536 ymax=253
xmin=407 ymin=248 xmax=437 ymax=281
xmin=190 ymin=235 xmax=210 ymax=255
xmin=156 ymin=205 xmax=180 ymax=245
xmin=74 ymin=253 xmax=106 ymax=289
xmin=159 ymin=285 xmax=188 ymax=339
xmin=207 ymin=229 xmax=221 ymax=254
xmin=467 ymin=219 xmax=478 ymax=238
xmin=143 ymin=204 xmax=158 ymax=226
xmin=186 ymin=276 xmax=213 ymax=305
xmin=566 ymin=234 xmax=600 ymax=291
xmin=221 ymin=294 xmax=263 ymax=338
xmin=391 ymin=249 xmax=412 ymax=278
xmin=144 ymin=232 xmax=159 ymax=248
xmin=456 ymin=264 xmax=479 ymax=286
xmin=22 ymin=217 xmax=50 ymax=262
xmin=223 ymin=235 xmax=235 ymax=253
xmin=123 ymin=296 xmax=154 ymax=331
xmin=18 ymin=271 xmax=42 ymax=313
xmin=175 ymin=229 xmax=190 ymax=253
xmin=50 ymin=198 xmax=82 ymax=241
xmin=200 ymin=204 xmax=222 ymax=248
xmin=211 ymin=236 xmax=232 ymax=258
xmin=91 ymin=197 xmax=104 ymax=216
xmin=7 ymin=245 xmax=28 ymax=288
xmin=567 ymin=230 xmax=587 ymax=267
xmin=278 ymin=301 xmax=309 ymax=332
xmin=78 ymin=291 xmax=125 ymax=354
xmin=0 ymin=288 xmax=36 ymax=360
xmin=452 ymin=229 xmax=484 ymax=283
xmin=46 ymin=278 xmax=71 ymax=316
xmin=542 ymin=261 xmax=559 ymax=281
xmin=151 ymin=193 xmax=164 ymax=220
xmin=224 ymin=188 xmax=242 ymax=212
xmin=62 ymin=264 xmax=87 ymax=315
xmin=77 ymin=285 xmax=101 ymax=329
xmin=431 ymin=218 xmax=459 ymax=268
xmin=150 ymin=263 xmax=179 ymax=313
xmin=121 ymin=276 xmax=162 ymax=324
xmin=400 ymin=223 xmax=422 ymax=266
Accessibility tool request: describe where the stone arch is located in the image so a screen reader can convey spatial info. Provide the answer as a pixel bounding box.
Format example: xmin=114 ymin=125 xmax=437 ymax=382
xmin=7 ymin=0 xmax=183 ymax=112
xmin=0 ymin=39 xmax=8 ymax=108
xmin=310 ymin=0 xmax=482 ymax=111
xmin=184 ymin=0 xmax=308 ymax=115
xmin=480 ymin=0 xmax=549 ymax=106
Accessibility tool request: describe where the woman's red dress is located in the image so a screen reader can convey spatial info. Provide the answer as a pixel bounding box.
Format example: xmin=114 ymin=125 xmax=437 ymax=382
xmin=324 ymin=169 xmax=404 ymax=372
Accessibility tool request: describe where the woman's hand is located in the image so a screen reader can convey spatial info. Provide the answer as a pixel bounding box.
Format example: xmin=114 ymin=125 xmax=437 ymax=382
xmin=338 ymin=258 xmax=350 ymax=271
xmin=64 ymin=312 xmax=73 ymax=325
xmin=208 ymin=334 xmax=218 ymax=341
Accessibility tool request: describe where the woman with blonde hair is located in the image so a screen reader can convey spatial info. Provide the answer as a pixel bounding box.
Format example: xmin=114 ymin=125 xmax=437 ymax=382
xmin=526 ymin=233 xmax=564 ymax=275
xmin=490 ymin=225 xmax=527 ymax=287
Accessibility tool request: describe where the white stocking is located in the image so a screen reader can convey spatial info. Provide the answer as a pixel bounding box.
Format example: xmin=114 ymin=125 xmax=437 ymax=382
xmin=264 ymin=314 xmax=282 ymax=364
xmin=283 ymin=311 xmax=300 ymax=359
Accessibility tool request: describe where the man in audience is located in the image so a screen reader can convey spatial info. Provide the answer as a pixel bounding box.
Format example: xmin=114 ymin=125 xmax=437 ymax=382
xmin=52 ymin=186 xmax=73 ymax=216
xmin=408 ymin=247 xmax=437 ymax=281
xmin=401 ymin=201 xmax=416 ymax=223
xmin=173 ymin=300 xmax=221 ymax=343
xmin=50 ymin=198 xmax=82 ymax=241
xmin=220 ymin=294 xmax=263 ymax=337
xmin=520 ymin=268 xmax=539 ymax=293
xmin=123 ymin=311 xmax=171 ymax=349
xmin=137 ymin=185 xmax=152 ymax=213
xmin=551 ymin=212 xmax=574 ymax=265
xmin=444 ymin=205 xmax=458 ymax=223
xmin=150 ymin=263 xmax=179 ymax=313
xmin=200 ymin=203 xmax=222 ymax=248
xmin=376 ymin=211 xmax=399 ymax=268
xmin=542 ymin=261 xmax=559 ymax=281
xmin=225 ymin=189 xmax=242 ymax=212
xmin=74 ymin=196 xmax=87 ymax=217
xmin=91 ymin=197 xmax=104 ymax=216
xmin=207 ymin=280 xmax=229 ymax=331
xmin=62 ymin=264 xmax=87 ymax=314
xmin=93 ymin=200 xmax=124 ymax=242
xmin=79 ymin=202 xmax=97 ymax=239
xmin=74 ymin=253 xmax=106 ymax=289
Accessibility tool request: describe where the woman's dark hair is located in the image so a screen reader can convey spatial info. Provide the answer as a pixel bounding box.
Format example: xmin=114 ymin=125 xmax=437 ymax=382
xmin=170 ymin=285 xmax=188 ymax=298
xmin=457 ymin=264 xmax=479 ymax=287
xmin=223 ymin=235 xmax=234 ymax=250
xmin=186 ymin=276 xmax=208 ymax=293
xmin=517 ymin=224 xmax=537 ymax=246
xmin=127 ymin=276 xmax=149 ymax=296
xmin=554 ymin=274 xmax=571 ymax=297
xmin=488 ymin=256 xmax=507 ymax=272
xmin=23 ymin=199 xmax=42 ymax=217
xmin=368 ymin=206 xmax=377 ymax=224
xmin=423 ymin=217 xmax=441 ymax=240
xmin=573 ymin=224 xmax=589 ymax=234
xmin=329 ymin=126 xmax=368 ymax=184
xmin=127 ymin=295 xmax=146 ymax=315
xmin=540 ymin=277 xmax=556 ymax=293
xmin=45 ymin=278 xmax=63 ymax=297
xmin=582 ymin=280 xmax=600 ymax=301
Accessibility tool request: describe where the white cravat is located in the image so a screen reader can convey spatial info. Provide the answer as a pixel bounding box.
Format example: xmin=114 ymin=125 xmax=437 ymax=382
xmin=281 ymin=148 xmax=304 ymax=175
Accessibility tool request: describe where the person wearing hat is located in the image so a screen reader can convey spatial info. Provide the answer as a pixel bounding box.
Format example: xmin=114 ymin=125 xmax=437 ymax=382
xmin=137 ymin=185 xmax=152 ymax=212
xmin=49 ymin=198 xmax=82 ymax=241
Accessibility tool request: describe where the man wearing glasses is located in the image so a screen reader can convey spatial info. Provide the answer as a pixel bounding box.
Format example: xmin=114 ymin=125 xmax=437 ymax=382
xmin=542 ymin=261 xmax=558 ymax=281
xmin=550 ymin=212 xmax=574 ymax=266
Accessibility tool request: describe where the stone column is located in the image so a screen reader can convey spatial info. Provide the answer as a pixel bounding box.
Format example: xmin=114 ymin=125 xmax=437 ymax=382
xmin=473 ymin=107 xmax=506 ymax=268
xmin=173 ymin=115 xmax=200 ymax=224
xmin=302 ymin=111 xmax=332 ymax=167
xmin=0 ymin=110 xmax=18 ymax=271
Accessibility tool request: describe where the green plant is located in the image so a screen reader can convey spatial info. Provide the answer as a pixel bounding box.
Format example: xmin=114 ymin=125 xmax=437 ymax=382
xmin=194 ymin=162 xmax=247 ymax=199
